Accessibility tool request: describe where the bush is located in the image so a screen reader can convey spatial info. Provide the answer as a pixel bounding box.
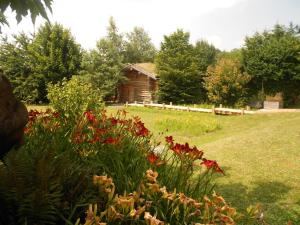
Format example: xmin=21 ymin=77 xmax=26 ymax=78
xmin=0 ymin=108 xmax=228 ymax=225
xmin=47 ymin=76 xmax=103 ymax=122
xmin=204 ymin=58 xmax=251 ymax=107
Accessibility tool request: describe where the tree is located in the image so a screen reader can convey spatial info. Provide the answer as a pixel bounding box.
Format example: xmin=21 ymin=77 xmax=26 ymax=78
xmin=194 ymin=40 xmax=219 ymax=73
xmin=0 ymin=33 xmax=41 ymax=102
xmin=31 ymin=22 xmax=82 ymax=84
xmin=155 ymin=29 xmax=203 ymax=103
xmin=193 ymin=40 xmax=219 ymax=101
xmin=204 ymin=58 xmax=251 ymax=106
xmin=0 ymin=0 xmax=53 ymax=31
xmin=124 ymin=27 xmax=156 ymax=63
xmin=0 ymin=22 xmax=82 ymax=103
xmin=81 ymin=17 xmax=125 ymax=100
xmin=242 ymin=24 xmax=300 ymax=105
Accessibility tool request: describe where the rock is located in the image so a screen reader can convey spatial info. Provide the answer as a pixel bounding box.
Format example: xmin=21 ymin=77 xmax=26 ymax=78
xmin=0 ymin=72 xmax=28 ymax=159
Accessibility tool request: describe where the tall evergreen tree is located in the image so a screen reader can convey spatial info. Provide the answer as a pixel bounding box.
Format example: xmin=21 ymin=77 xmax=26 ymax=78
xmin=32 ymin=22 xmax=82 ymax=84
xmin=194 ymin=40 xmax=219 ymax=73
xmin=124 ymin=27 xmax=156 ymax=63
xmin=155 ymin=29 xmax=203 ymax=103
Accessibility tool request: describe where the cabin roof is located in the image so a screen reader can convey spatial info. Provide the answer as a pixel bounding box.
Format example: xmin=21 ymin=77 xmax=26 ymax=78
xmin=124 ymin=63 xmax=157 ymax=80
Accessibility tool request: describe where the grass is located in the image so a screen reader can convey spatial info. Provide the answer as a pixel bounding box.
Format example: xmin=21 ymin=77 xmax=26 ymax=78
xmin=107 ymin=106 xmax=300 ymax=224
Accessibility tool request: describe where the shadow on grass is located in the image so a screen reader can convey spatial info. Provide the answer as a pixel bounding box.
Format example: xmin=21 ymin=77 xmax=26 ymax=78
xmin=214 ymin=180 xmax=300 ymax=224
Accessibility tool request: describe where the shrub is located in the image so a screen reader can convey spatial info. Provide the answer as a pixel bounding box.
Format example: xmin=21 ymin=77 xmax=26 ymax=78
xmin=204 ymin=58 xmax=251 ymax=107
xmin=47 ymin=76 xmax=103 ymax=122
xmin=0 ymin=108 xmax=226 ymax=224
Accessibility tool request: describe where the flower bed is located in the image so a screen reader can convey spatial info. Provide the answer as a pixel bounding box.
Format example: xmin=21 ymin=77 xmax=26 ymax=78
xmin=0 ymin=108 xmax=255 ymax=225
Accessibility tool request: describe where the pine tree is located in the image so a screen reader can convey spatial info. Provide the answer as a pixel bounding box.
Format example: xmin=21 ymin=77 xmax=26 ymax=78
xmin=155 ymin=29 xmax=203 ymax=103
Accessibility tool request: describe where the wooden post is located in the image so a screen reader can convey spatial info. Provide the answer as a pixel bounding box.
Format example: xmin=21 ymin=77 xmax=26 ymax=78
xmin=150 ymin=100 xmax=153 ymax=104
xmin=241 ymin=108 xmax=245 ymax=115
xmin=219 ymin=104 xmax=223 ymax=108
xmin=143 ymin=101 xmax=145 ymax=106
xmin=125 ymin=101 xmax=128 ymax=107
xmin=163 ymin=103 xmax=165 ymax=109
xmin=187 ymin=107 xmax=190 ymax=112
xmin=246 ymin=106 xmax=250 ymax=111
xmin=193 ymin=104 xmax=196 ymax=108
xmin=212 ymin=106 xmax=215 ymax=114
xmin=134 ymin=101 xmax=137 ymax=105
xmin=170 ymin=102 xmax=172 ymax=106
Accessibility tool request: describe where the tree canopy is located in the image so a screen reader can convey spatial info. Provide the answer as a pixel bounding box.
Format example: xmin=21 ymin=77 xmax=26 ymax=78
xmin=80 ymin=17 xmax=125 ymax=100
xmin=0 ymin=22 xmax=82 ymax=103
xmin=204 ymin=58 xmax=251 ymax=106
xmin=155 ymin=29 xmax=203 ymax=103
xmin=124 ymin=27 xmax=156 ymax=63
xmin=242 ymin=24 xmax=300 ymax=105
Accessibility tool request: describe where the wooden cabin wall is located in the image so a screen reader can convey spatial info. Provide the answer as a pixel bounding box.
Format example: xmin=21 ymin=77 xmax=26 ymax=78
xmin=119 ymin=70 xmax=155 ymax=103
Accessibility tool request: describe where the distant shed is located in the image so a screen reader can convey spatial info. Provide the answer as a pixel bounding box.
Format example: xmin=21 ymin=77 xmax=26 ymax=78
xmin=264 ymin=93 xmax=284 ymax=109
xmin=118 ymin=63 xmax=158 ymax=103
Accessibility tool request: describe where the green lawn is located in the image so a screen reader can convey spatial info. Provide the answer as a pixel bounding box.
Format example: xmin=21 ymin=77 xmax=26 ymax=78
xmin=108 ymin=106 xmax=300 ymax=224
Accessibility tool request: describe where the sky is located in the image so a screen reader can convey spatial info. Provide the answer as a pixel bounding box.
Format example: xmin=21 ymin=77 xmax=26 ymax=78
xmin=2 ymin=0 xmax=300 ymax=51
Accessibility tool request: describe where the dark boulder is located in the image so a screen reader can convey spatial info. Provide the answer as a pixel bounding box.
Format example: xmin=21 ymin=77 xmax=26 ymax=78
xmin=0 ymin=73 xmax=28 ymax=159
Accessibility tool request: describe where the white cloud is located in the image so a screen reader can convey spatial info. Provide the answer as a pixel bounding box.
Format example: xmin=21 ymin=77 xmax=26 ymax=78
xmin=2 ymin=0 xmax=300 ymax=51
xmin=206 ymin=35 xmax=223 ymax=49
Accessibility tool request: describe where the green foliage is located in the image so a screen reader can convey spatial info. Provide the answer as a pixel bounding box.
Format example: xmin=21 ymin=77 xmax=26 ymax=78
xmin=194 ymin=39 xmax=219 ymax=73
xmin=80 ymin=17 xmax=125 ymax=100
xmin=0 ymin=22 xmax=82 ymax=103
xmin=242 ymin=24 xmax=300 ymax=105
xmin=124 ymin=27 xmax=156 ymax=63
xmin=32 ymin=23 xmax=82 ymax=84
xmin=155 ymin=29 xmax=204 ymax=104
xmin=0 ymin=106 xmax=225 ymax=224
xmin=77 ymin=171 xmax=240 ymax=225
xmin=0 ymin=33 xmax=38 ymax=102
xmin=204 ymin=58 xmax=251 ymax=106
xmin=0 ymin=0 xmax=53 ymax=30
xmin=47 ymin=76 xmax=103 ymax=122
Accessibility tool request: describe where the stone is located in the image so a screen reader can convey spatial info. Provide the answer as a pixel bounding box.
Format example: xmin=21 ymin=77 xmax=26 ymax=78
xmin=0 ymin=73 xmax=28 ymax=159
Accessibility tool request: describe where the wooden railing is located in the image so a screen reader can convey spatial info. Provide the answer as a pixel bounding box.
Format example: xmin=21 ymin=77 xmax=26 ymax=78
xmin=125 ymin=102 xmax=255 ymax=115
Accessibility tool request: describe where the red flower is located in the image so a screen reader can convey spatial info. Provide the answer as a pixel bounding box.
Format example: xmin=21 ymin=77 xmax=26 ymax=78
xmin=165 ymin=136 xmax=174 ymax=145
xmin=110 ymin=117 xmax=118 ymax=125
xmin=134 ymin=121 xmax=149 ymax=137
xmin=147 ymin=152 xmax=159 ymax=164
xmin=103 ymin=137 xmax=120 ymax=145
xmin=52 ymin=112 xmax=59 ymax=118
xmin=84 ymin=110 xmax=96 ymax=123
xmin=171 ymin=143 xmax=183 ymax=155
xmin=23 ymin=127 xmax=30 ymax=134
xmin=28 ymin=110 xmax=41 ymax=122
xmin=201 ymin=159 xmax=224 ymax=174
xmin=188 ymin=147 xmax=204 ymax=160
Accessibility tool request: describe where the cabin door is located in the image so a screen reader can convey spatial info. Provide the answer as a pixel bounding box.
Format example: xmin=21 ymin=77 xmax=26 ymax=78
xmin=129 ymin=87 xmax=135 ymax=102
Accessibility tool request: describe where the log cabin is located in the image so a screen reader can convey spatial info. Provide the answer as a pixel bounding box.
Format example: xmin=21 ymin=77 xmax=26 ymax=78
xmin=118 ymin=63 xmax=158 ymax=103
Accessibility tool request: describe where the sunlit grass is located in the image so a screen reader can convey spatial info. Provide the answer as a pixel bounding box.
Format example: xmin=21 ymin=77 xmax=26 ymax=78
xmin=108 ymin=106 xmax=300 ymax=224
